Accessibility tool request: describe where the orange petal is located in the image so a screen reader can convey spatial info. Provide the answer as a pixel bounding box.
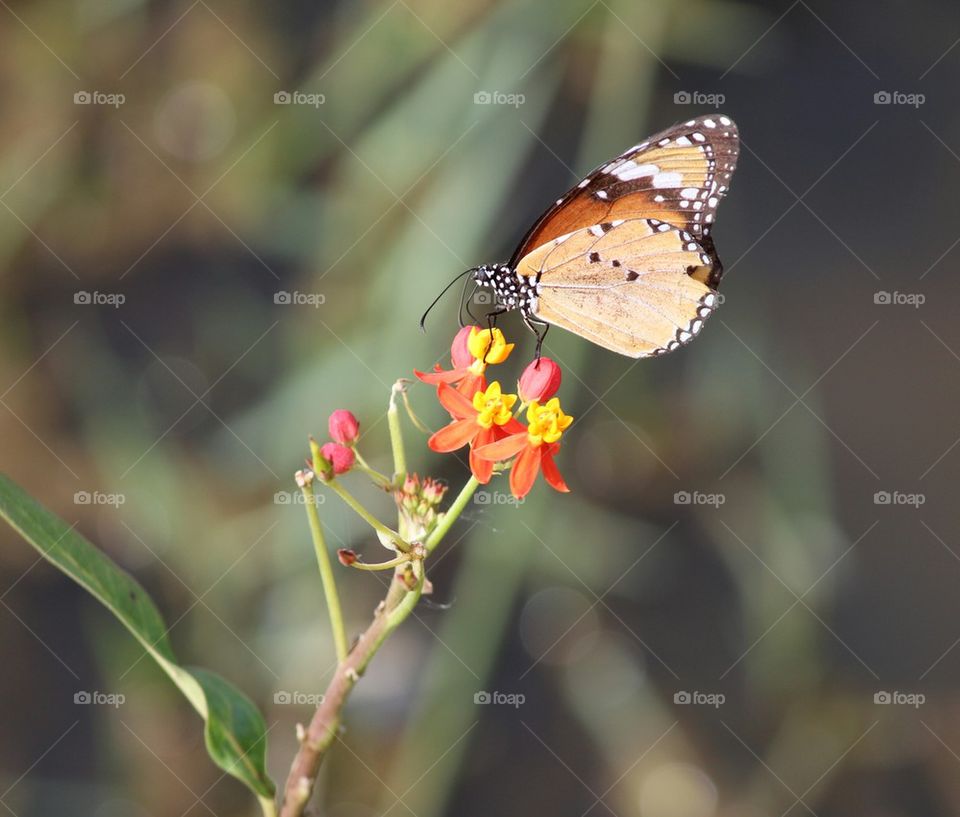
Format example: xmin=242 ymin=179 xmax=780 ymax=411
xmin=540 ymin=448 xmax=570 ymax=493
xmin=456 ymin=372 xmax=486 ymax=399
xmin=416 ymin=367 xmax=466 ymax=385
xmin=509 ymin=444 xmax=541 ymax=499
xmin=470 ymin=445 xmax=494 ymax=484
xmin=473 ymin=432 xmax=528 ymax=461
xmin=428 ymin=418 xmax=477 ymax=452
xmin=499 ymin=417 xmax=526 ymax=436
xmin=437 ymin=381 xmax=477 ymax=419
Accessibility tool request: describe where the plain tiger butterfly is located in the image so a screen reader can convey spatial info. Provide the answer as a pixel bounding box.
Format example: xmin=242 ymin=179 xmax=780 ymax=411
xmin=424 ymin=114 xmax=739 ymax=359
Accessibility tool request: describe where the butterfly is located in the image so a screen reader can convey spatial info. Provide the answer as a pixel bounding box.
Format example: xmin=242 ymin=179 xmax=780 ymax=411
xmin=424 ymin=114 xmax=739 ymax=359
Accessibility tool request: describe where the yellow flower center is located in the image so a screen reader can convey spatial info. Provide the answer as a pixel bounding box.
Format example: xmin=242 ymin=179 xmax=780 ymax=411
xmin=526 ymin=398 xmax=573 ymax=445
xmin=467 ymin=327 xmax=515 ymax=374
xmin=472 ymin=381 xmax=517 ymax=429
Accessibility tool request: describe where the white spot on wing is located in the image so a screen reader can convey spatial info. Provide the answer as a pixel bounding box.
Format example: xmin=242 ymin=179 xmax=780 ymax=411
xmin=614 ymin=161 xmax=660 ymax=181
xmin=652 ymin=171 xmax=683 ymax=188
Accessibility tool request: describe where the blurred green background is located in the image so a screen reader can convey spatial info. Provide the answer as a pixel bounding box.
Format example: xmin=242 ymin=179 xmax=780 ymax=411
xmin=3 ymin=0 xmax=960 ymax=815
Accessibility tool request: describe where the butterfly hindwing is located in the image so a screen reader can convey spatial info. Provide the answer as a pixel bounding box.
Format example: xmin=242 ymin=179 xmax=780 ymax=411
xmin=515 ymin=218 xmax=719 ymax=358
xmin=509 ymin=114 xmax=738 ymax=288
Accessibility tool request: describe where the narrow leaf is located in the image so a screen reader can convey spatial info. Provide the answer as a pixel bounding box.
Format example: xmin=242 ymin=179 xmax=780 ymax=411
xmin=0 ymin=474 xmax=276 ymax=802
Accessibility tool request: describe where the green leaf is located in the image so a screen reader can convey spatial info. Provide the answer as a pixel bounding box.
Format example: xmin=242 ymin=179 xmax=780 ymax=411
xmin=0 ymin=474 xmax=276 ymax=805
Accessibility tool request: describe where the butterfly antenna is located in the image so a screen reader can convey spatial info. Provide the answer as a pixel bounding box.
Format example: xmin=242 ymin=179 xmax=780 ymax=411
xmin=457 ymin=273 xmax=478 ymax=327
xmin=420 ymin=268 xmax=476 ymax=332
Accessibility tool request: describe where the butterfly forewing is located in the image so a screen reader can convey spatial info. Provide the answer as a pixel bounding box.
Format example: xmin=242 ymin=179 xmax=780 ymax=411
xmin=516 ymin=218 xmax=719 ymax=358
xmin=509 ymin=114 xmax=739 ymax=288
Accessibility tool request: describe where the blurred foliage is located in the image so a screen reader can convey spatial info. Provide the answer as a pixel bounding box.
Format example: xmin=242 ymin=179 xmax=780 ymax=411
xmin=3 ymin=1 xmax=960 ymax=816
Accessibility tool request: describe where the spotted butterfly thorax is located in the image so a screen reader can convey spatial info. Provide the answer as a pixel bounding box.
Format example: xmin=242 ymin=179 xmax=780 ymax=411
xmin=467 ymin=114 xmax=738 ymax=359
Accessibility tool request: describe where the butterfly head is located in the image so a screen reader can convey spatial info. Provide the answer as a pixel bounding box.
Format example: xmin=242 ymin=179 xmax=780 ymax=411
xmin=472 ymin=263 xmax=509 ymax=285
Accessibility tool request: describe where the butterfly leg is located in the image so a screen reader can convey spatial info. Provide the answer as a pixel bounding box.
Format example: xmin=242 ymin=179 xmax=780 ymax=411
xmin=522 ymin=313 xmax=550 ymax=362
xmin=482 ymin=307 xmax=508 ymax=362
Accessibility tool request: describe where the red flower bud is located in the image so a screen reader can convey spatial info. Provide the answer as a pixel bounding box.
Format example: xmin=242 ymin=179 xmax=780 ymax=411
xmin=451 ymin=326 xmax=476 ymax=369
xmin=337 ymin=548 xmax=358 ymax=566
xmin=320 ymin=442 xmax=355 ymax=475
xmin=518 ymin=357 xmax=562 ymax=403
xmin=328 ymin=409 xmax=360 ymax=445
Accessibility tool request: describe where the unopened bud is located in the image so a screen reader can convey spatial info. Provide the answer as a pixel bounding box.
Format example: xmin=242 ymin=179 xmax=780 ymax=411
xmin=320 ymin=442 xmax=355 ymax=475
xmin=328 ymin=409 xmax=360 ymax=445
xmin=518 ymin=356 xmax=562 ymax=403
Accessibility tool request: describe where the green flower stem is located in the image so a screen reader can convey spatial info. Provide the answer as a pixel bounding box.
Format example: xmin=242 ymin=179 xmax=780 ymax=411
xmin=425 ymin=475 xmax=480 ymax=553
xmin=353 ymin=450 xmax=392 ymax=489
xmin=325 ymin=479 xmax=413 ymax=553
xmin=301 ymin=482 xmax=348 ymax=664
xmin=346 ymin=553 xmax=414 ymax=572
xmin=388 ymin=381 xmax=407 ymax=480
xmin=278 ymin=562 xmax=423 ymax=817
xmin=259 ymin=795 xmax=279 ymax=817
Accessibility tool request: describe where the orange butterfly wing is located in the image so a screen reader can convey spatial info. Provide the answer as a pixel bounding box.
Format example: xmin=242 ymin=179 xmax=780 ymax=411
xmin=516 ymin=218 xmax=719 ymax=358
xmin=509 ymin=114 xmax=739 ymax=288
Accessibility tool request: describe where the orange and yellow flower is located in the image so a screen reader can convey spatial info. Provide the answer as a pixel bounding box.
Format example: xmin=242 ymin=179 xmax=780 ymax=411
xmin=416 ymin=326 xmax=514 ymax=399
xmin=474 ymin=397 xmax=573 ymax=498
xmin=427 ymin=381 xmax=524 ymax=483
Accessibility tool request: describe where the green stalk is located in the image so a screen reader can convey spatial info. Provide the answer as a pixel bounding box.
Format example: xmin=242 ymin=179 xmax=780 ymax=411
xmin=259 ymin=795 xmax=279 ymax=817
xmin=388 ymin=381 xmax=407 ymax=480
xmin=278 ymin=562 xmax=423 ymax=817
xmin=325 ymin=479 xmax=412 ymax=553
xmin=425 ymin=476 xmax=480 ymax=553
xmin=301 ymin=482 xmax=348 ymax=664
xmin=345 ymin=553 xmax=413 ymax=571
xmin=353 ymin=450 xmax=392 ymax=489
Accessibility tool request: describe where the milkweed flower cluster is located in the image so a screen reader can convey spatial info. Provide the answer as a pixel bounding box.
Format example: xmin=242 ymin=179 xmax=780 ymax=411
xmin=395 ymin=473 xmax=448 ymax=541
xmin=280 ymin=328 xmax=575 ymax=817
xmin=418 ymin=327 xmax=573 ymax=499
